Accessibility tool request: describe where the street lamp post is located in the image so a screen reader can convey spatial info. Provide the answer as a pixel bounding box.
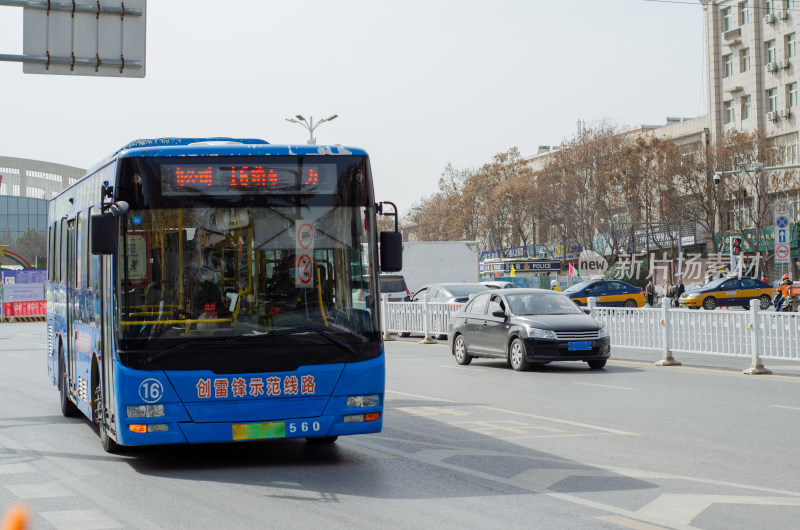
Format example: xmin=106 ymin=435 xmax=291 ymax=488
xmin=285 ymin=114 xmax=338 ymax=145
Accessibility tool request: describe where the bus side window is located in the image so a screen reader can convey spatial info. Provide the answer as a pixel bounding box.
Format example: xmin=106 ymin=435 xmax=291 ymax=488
xmin=55 ymin=220 xmax=63 ymax=283
xmin=47 ymin=226 xmax=53 ymax=282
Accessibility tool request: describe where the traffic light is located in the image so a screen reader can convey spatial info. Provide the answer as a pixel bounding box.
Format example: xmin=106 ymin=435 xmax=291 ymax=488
xmin=732 ymin=237 xmax=742 ymax=256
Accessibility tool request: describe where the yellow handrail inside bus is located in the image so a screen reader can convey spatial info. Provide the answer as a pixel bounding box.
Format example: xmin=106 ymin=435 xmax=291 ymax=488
xmin=316 ymin=266 xmax=328 ymax=327
xmin=121 ymin=318 xmax=233 ymax=326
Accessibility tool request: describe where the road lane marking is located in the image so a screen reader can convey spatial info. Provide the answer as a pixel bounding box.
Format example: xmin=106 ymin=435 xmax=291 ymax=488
xmin=573 ymin=382 xmax=639 ymax=391
xmin=5 ymin=482 xmax=71 ymax=499
xmin=595 ymin=515 xmax=668 ymax=530
xmin=478 ymin=406 xmax=637 ymax=436
xmin=453 ymin=419 xmax=564 ymax=435
xmin=40 ymin=509 xmax=123 ymax=530
xmin=635 ymin=493 xmax=800 ymax=528
xmin=772 ymin=405 xmax=800 ymax=411
xmin=394 ymin=406 xmax=472 ymax=417
xmin=386 ymin=390 xmax=460 ymax=404
xmin=438 ymin=365 xmax=489 ymax=372
xmin=386 ymin=390 xmax=637 ymax=435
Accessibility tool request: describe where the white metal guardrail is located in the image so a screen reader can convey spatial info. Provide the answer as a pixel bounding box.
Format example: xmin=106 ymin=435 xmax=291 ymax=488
xmin=381 ymin=294 xmax=800 ymax=374
xmin=381 ymin=294 xmax=465 ymax=343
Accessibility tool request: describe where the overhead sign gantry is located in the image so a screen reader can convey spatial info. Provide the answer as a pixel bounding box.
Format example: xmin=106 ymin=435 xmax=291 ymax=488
xmin=0 ymin=0 xmax=146 ymax=78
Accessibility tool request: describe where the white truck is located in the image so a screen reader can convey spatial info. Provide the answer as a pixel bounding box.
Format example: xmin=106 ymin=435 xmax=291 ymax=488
xmin=396 ymin=241 xmax=480 ymax=295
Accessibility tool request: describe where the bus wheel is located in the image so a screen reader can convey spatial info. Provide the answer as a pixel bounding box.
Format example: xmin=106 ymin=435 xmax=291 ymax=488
xmin=93 ymin=380 xmax=120 ymax=453
xmin=306 ymin=436 xmax=338 ymax=444
xmin=59 ymin=350 xmax=80 ymax=418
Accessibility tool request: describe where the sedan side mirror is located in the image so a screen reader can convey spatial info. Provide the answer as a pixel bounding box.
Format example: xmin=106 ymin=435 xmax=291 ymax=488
xmin=491 ymin=310 xmax=506 ymax=319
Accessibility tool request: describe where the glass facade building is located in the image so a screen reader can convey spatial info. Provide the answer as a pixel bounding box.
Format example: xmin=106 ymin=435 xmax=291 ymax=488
xmin=0 ymin=196 xmax=49 ymax=244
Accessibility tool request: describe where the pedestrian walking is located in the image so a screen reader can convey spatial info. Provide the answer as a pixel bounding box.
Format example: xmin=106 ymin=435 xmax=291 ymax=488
xmin=673 ymin=279 xmax=685 ymax=307
xmin=645 ymin=280 xmax=655 ymax=307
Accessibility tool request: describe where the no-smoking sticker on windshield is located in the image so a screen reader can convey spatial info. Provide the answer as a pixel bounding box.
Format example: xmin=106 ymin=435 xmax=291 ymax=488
xmin=294 ymin=220 xmax=315 ymax=288
xmin=296 ymin=222 xmax=314 ymax=249
xmin=296 ymin=254 xmax=313 ymax=287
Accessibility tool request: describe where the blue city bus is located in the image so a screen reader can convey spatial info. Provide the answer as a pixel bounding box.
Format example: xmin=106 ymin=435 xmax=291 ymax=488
xmin=46 ymin=138 xmax=402 ymax=452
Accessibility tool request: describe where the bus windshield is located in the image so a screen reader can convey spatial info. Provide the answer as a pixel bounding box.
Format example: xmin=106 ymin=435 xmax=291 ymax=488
xmin=114 ymin=155 xmax=379 ymax=366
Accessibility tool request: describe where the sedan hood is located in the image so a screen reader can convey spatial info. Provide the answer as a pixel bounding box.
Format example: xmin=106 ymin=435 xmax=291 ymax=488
xmin=514 ymin=313 xmax=601 ymax=332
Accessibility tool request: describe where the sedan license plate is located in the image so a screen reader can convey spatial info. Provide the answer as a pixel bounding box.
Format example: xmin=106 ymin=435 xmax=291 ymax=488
xmin=568 ymin=341 xmax=592 ymax=351
xmin=232 ymin=422 xmax=286 ymax=441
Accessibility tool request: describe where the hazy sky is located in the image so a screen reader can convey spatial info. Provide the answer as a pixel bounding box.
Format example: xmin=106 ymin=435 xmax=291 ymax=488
xmin=0 ymin=1 xmax=706 ymax=215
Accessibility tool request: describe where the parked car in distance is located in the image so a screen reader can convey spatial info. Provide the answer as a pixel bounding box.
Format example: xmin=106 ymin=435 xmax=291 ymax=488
xmin=480 ymin=277 xmax=533 ymax=288
xmin=448 ymin=289 xmax=610 ymax=371
xmin=379 ymin=274 xmax=410 ymax=302
xmin=408 ymin=282 xmax=491 ymax=303
xmin=563 ymin=279 xmax=645 ymax=308
xmin=401 ymin=283 xmax=491 ymax=339
xmin=678 ymin=276 xmax=773 ymax=310
xmin=482 ymin=281 xmax=519 ymax=290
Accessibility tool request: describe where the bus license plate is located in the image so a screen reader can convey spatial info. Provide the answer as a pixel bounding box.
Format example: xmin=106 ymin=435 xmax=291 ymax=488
xmin=232 ymin=422 xmax=286 ymax=441
xmin=568 ymin=341 xmax=591 ymax=351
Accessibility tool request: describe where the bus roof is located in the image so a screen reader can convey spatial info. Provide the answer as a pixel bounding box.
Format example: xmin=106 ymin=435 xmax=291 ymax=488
xmin=87 ymin=137 xmax=367 ymax=175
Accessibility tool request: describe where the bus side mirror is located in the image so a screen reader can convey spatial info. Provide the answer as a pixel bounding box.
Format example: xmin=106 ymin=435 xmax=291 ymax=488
xmin=91 ymin=213 xmax=116 ymax=255
xmin=380 ymin=231 xmax=403 ymax=272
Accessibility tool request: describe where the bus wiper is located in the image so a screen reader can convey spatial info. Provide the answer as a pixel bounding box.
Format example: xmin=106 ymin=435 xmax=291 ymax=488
xmin=145 ymin=340 xmax=217 ymax=363
xmin=265 ymin=327 xmax=357 ymax=359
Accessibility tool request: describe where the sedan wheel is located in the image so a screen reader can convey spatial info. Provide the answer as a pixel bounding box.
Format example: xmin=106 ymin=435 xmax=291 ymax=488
xmin=623 ymin=299 xmax=636 ymax=308
xmin=587 ymin=359 xmax=607 ymax=369
xmin=509 ymin=338 xmax=530 ymax=372
xmin=759 ymin=295 xmax=771 ymax=310
xmin=702 ymin=297 xmax=717 ymax=310
xmin=453 ymin=335 xmax=471 ymax=365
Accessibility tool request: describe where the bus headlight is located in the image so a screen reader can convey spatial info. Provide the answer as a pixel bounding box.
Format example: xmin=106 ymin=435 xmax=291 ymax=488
xmin=127 ymin=405 xmax=165 ymax=418
xmin=347 ymin=395 xmax=381 ymax=408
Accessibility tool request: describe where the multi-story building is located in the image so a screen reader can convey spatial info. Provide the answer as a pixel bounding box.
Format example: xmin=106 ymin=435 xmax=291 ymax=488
xmin=0 ymin=157 xmax=84 ymax=261
xmin=702 ymin=0 xmax=800 ymax=158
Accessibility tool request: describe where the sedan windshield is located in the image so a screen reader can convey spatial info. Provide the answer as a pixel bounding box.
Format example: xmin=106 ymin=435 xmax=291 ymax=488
xmin=506 ymin=293 xmax=584 ymax=315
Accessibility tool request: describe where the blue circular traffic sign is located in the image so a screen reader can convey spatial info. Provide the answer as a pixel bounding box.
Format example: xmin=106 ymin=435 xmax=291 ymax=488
xmin=777 ymin=216 xmax=789 ymax=228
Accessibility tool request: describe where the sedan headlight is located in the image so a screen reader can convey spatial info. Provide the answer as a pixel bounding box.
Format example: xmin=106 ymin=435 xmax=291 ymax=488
xmin=684 ymin=293 xmax=700 ymax=299
xmin=525 ymin=326 xmax=557 ymax=340
xmin=597 ymin=325 xmax=609 ymax=338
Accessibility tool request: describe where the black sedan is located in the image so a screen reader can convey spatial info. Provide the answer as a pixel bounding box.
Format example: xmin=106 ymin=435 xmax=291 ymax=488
xmin=448 ymin=288 xmax=610 ymax=371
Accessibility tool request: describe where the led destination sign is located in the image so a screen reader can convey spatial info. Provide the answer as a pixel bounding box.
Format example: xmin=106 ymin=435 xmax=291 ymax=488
xmin=161 ymin=163 xmax=335 ymax=196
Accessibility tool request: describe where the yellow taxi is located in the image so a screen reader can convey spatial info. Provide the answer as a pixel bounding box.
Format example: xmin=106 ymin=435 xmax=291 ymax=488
xmin=563 ymin=279 xmax=646 ymax=308
xmin=678 ymin=276 xmax=773 ymax=310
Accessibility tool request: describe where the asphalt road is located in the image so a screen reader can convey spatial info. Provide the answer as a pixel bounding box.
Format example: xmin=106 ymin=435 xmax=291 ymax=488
xmin=2 ymin=322 xmax=800 ymax=529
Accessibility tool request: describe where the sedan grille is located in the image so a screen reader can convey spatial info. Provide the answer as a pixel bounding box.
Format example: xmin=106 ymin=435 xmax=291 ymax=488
xmin=553 ymin=330 xmax=600 ymax=341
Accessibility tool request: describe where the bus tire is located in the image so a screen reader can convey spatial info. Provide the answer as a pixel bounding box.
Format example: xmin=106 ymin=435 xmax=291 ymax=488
xmin=93 ymin=379 xmax=120 ymax=453
xmin=306 ymin=436 xmax=338 ymax=444
xmin=59 ymin=350 xmax=80 ymax=418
